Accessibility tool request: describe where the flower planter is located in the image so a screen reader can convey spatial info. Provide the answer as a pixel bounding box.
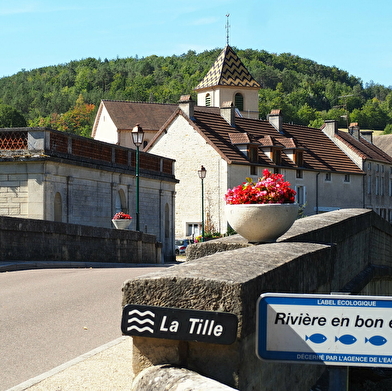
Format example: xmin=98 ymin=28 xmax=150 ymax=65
xmin=225 ymin=203 xmax=299 ymax=243
xmin=112 ymin=219 xmax=132 ymax=230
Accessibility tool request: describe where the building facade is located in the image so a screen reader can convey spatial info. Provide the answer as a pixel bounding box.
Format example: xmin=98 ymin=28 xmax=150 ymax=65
xmin=0 ymin=127 xmax=178 ymax=261
xmin=322 ymin=121 xmax=392 ymax=222
xmin=146 ymin=100 xmax=364 ymax=239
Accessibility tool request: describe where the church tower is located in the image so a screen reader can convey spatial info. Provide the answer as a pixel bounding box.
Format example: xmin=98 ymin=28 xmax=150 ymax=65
xmin=194 ymin=45 xmax=261 ymax=119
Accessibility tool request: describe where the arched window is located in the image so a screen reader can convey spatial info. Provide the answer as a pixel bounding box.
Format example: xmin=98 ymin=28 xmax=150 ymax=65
xmin=115 ymin=189 xmax=127 ymax=213
xmin=205 ymin=93 xmax=211 ymax=107
xmin=54 ymin=192 xmax=62 ymax=222
xmin=234 ymin=93 xmax=244 ymax=111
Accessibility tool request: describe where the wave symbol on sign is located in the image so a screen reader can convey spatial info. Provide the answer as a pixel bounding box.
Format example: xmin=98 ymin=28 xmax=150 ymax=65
xmin=127 ymin=309 xmax=155 ymax=333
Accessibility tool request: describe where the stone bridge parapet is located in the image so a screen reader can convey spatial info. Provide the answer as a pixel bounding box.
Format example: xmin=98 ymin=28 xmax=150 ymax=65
xmin=122 ymin=209 xmax=392 ymax=390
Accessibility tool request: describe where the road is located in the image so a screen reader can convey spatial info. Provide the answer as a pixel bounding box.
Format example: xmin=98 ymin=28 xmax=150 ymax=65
xmin=0 ymin=265 xmax=170 ymax=391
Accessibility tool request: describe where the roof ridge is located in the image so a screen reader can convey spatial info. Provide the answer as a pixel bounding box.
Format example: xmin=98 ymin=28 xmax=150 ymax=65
xmin=102 ymin=99 xmax=177 ymax=106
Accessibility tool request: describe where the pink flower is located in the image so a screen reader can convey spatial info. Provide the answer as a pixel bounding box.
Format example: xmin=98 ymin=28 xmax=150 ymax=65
xmin=224 ymin=170 xmax=296 ymax=205
xmin=113 ymin=212 xmax=132 ymax=220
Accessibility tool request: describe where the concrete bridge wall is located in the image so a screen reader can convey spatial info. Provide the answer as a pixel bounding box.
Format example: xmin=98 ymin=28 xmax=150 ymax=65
xmin=122 ymin=209 xmax=392 ymax=390
xmin=0 ymin=215 xmax=162 ymax=264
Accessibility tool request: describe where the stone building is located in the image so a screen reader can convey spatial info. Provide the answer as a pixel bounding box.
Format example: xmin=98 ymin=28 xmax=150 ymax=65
xmin=322 ymin=121 xmax=392 ymax=221
xmin=92 ymin=100 xmax=177 ymax=148
xmin=0 ymin=127 xmax=177 ymax=261
xmin=92 ymin=45 xmax=392 ymax=239
xmin=146 ymin=99 xmax=364 ymax=238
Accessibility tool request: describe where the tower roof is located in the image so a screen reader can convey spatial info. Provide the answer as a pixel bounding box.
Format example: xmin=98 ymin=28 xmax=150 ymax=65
xmin=194 ymin=45 xmax=261 ymax=90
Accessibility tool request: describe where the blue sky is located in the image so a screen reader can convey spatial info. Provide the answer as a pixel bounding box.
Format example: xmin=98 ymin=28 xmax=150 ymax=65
xmin=1 ymin=0 xmax=392 ymax=87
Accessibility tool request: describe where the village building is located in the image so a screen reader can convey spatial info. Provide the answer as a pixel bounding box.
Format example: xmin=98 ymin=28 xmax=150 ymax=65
xmin=92 ymin=100 xmax=177 ymax=148
xmin=92 ymin=45 xmax=392 ymax=239
xmin=146 ymin=98 xmax=364 ymax=238
xmin=0 ymin=127 xmax=177 ymax=261
xmin=322 ymin=121 xmax=392 ymax=221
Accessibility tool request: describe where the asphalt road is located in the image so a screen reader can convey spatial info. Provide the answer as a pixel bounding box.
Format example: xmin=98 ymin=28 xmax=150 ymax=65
xmin=0 ymin=265 xmax=170 ymax=391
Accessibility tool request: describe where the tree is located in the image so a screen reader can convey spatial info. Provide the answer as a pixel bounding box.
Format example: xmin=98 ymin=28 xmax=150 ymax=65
xmin=0 ymin=104 xmax=26 ymax=127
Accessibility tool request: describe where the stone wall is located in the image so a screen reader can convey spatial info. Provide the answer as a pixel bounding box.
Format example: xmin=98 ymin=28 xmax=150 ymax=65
xmin=0 ymin=215 xmax=161 ymax=264
xmin=0 ymin=127 xmax=178 ymax=262
xmin=122 ymin=209 xmax=392 ymax=390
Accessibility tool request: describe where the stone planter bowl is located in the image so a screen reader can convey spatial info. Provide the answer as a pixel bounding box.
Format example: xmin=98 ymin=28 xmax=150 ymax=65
xmin=225 ymin=203 xmax=299 ymax=243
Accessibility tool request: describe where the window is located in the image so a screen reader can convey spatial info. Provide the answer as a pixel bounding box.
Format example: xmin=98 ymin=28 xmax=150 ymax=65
xmin=234 ymin=93 xmax=244 ymax=111
xmin=249 ymin=146 xmax=258 ymax=163
xmin=344 ymin=174 xmax=350 ymax=183
xmin=187 ymin=223 xmax=200 ymax=238
xmin=325 ymin=173 xmax=331 ymax=181
xmin=115 ymin=189 xmax=127 ymax=213
xmin=368 ymin=175 xmax=372 ymax=195
xmin=376 ymin=164 xmax=380 ymax=172
xmin=382 ymin=165 xmax=385 ymax=173
xmin=205 ymin=93 xmax=211 ymax=107
xmin=273 ymin=149 xmax=281 ymax=165
xmin=295 ymin=151 xmax=304 ymax=167
xmin=381 ymin=177 xmax=385 ymax=196
xmin=390 ymin=179 xmax=392 ymax=196
xmin=296 ymin=186 xmax=306 ymax=206
xmin=368 ymin=162 xmax=372 ymax=171
xmin=376 ymin=177 xmax=380 ymax=195
xmin=296 ymin=170 xmax=303 ymax=179
xmin=250 ymin=165 xmax=257 ymax=175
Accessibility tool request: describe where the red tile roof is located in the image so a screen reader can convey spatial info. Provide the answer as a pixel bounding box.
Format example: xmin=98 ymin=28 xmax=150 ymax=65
xmin=337 ymin=131 xmax=392 ymax=163
xmin=188 ymin=109 xmax=363 ymax=173
xmin=94 ymin=100 xmax=178 ymax=133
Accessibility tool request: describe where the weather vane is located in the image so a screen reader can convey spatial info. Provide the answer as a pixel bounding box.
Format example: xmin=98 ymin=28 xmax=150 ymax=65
xmin=226 ymin=14 xmax=230 ymax=45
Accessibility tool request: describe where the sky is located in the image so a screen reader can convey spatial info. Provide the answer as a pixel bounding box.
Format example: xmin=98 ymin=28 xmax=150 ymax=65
xmin=1 ymin=0 xmax=392 ymax=87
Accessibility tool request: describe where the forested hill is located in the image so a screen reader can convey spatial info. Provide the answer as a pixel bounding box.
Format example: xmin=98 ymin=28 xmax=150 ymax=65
xmin=1 ymin=47 xmax=392 ymax=137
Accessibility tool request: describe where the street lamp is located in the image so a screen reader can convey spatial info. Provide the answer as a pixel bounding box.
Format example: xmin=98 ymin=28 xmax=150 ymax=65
xmin=132 ymin=124 xmax=144 ymax=231
xmin=197 ymin=165 xmax=207 ymax=242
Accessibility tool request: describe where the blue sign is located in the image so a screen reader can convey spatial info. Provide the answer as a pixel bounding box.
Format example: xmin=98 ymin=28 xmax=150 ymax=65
xmin=256 ymin=293 xmax=392 ymax=367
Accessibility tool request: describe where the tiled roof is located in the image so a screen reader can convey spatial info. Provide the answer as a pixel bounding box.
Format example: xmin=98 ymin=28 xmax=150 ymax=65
xmin=194 ymin=46 xmax=261 ymax=90
xmin=372 ymin=134 xmax=392 ymax=159
xmin=98 ymin=100 xmax=178 ymax=131
xmin=337 ymin=131 xmax=392 ymax=163
xmin=229 ymin=133 xmax=251 ymax=144
xmin=189 ymin=110 xmax=363 ymax=173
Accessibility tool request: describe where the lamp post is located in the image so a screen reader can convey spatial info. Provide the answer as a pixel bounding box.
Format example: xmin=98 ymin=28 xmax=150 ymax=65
xmin=197 ymin=165 xmax=206 ymax=242
xmin=132 ymin=124 xmax=144 ymax=231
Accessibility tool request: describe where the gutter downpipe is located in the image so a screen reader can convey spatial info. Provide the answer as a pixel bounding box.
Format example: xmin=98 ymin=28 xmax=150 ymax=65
xmin=316 ymin=172 xmax=320 ymax=214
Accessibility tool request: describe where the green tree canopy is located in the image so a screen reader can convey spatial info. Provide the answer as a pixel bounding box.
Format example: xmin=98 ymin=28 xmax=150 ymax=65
xmin=0 ymin=103 xmax=27 ymax=127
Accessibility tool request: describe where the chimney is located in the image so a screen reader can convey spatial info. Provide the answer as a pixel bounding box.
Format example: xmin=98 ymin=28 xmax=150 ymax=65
xmin=361 ymin=130 xmax=373 ymax=144
xmin=179 ymin=95 xmax=195 ymax=120
xmin=268 ymin=109 xmax=283 ymax=133
xmin=323 ymin=120 xmax=338 ymax=138
xmin=348 ymin=122 xmax=360 ymax=140
xmin=220 ymin=101 xmax=235 ymax=127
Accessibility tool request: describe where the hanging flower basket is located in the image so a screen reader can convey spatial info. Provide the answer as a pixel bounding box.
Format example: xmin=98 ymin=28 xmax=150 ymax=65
xmin=225 ymin=170 xmax=298 ymax=243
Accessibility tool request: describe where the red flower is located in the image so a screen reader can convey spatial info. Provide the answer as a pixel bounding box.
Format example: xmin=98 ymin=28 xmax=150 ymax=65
xmin=113 ymin=212 xmax=132 ymax=220
xmin=224 ymin=170 xmax=296 ymax=205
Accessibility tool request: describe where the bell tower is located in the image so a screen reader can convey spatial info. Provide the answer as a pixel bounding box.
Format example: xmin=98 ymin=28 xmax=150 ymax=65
xmin=194 ymin=41 xmax=261 ymax=119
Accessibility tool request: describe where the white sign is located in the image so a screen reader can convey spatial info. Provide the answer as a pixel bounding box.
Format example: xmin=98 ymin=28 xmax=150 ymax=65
xmin=256 ymin=293 xmax=392 ymax=367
